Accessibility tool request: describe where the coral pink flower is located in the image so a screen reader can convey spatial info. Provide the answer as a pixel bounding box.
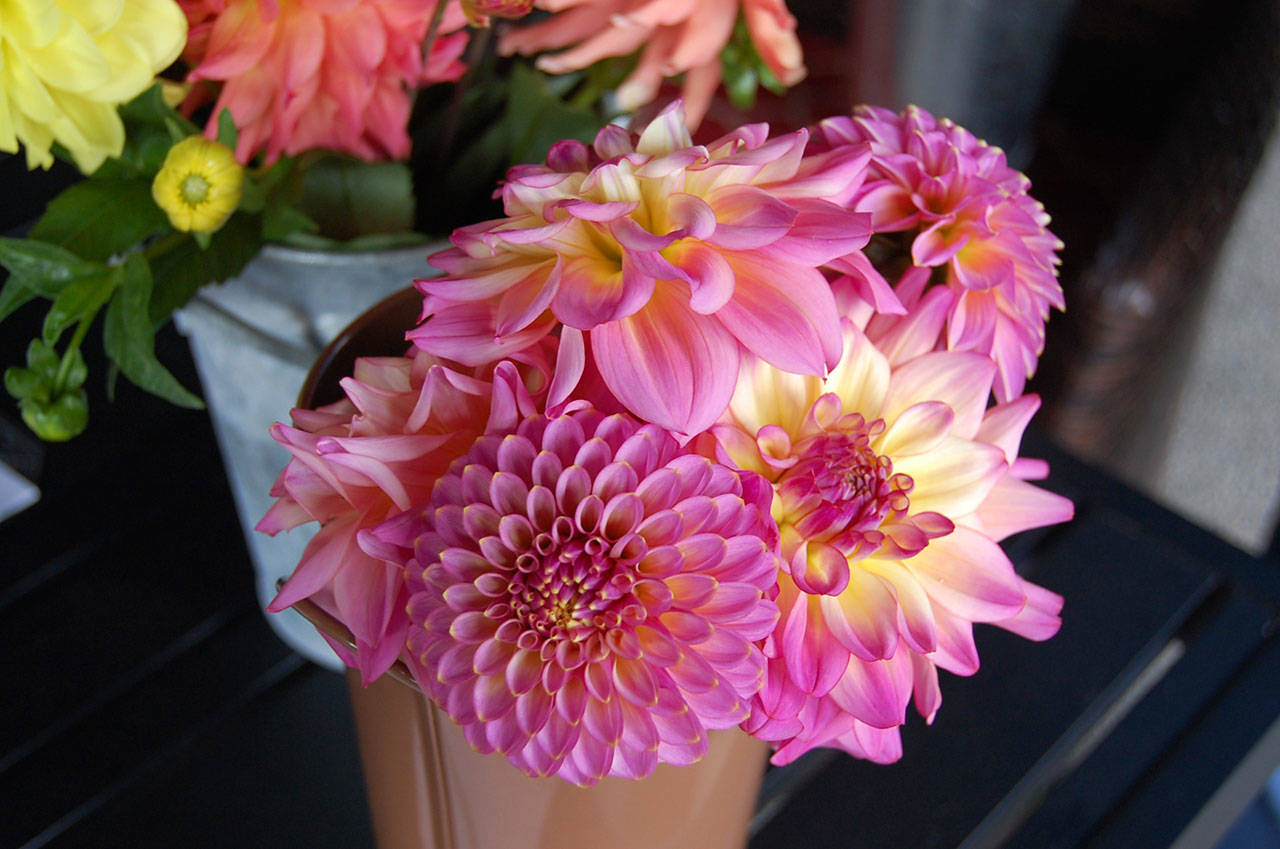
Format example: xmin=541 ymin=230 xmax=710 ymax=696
xmin=179 ymin=0 xmax=468 ymax=163
xmin=412 ymin=101 xmax=874 ymax=440
xmin=258 ymin=348 xmax=545 ymax=682
xmin=709 ymin=319 xmax=1072 ymax=764
xmin=381 ymin=408 xmax=781 ymax=784
xmin=814 ymin=105 xmax=1065 ymax=402
xmin=499 ymin=0 xmax=806 ymax=129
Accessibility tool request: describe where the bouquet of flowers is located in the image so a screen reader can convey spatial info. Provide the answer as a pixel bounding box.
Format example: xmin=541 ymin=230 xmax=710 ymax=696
xmin=259 ymin=100 xmax=1074 ymax=783
xmin=0 ymin=0 xmax=805 ymax=441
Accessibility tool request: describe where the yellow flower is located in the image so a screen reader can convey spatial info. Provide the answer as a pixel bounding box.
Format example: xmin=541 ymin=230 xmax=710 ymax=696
xmin=0 ymin=0 xmax=188 ymax=173
xmin=151 ymin=136 xmax=243 ymax=233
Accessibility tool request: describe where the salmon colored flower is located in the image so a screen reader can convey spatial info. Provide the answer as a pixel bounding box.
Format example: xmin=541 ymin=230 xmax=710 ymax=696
xmin=0 ymin=0 xmax=187 ymax=172
xmin=178 ymin=0 xmax=468 ymax=163
xmin=814 ymin=105 xmax=1065 ymax=402
xmin=151 ymin=135 xmax=243 ymax=232
xmin=412 ymin=101 xmax=874 ymax=441
xmin=383 ymin=408 xmax=780 ymax=784
xmin=710 ymin=320 xmax=1071 ymax=764
xmin=499 ymin=0 xmax=806 ymax=128
xmin=258 ymin=347 xmax=547 ymax=683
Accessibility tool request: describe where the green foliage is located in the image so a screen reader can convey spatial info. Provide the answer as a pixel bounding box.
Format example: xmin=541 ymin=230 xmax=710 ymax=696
xmin=503 ymin=62 xmax=607 ymax=166
xmin=720 ymin=16 xmax=788 ymax=112
xmin=4 ymin=339 xmax=89 ymax=442
xmin=28 ymin=178 xmax=169 ymax=261
xmin=0 ymin=237 xmax=106 ymax=296
xmin=294 ymin=156 xmax=417 ymax=240
xmin=41 ymin=270 xmax=118 ymax=345
xmin=103 ymin=254 xmax=204 ymax=409
xmin=147 ymin=212 xmax=264 ymax=325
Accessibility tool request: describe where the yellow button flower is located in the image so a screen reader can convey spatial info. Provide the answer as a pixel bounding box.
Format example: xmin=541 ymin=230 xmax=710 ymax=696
xmin=151 ymin=136 xmax=243 ymax=234
xmin=0 ymin=0 xmax=188 ymax=173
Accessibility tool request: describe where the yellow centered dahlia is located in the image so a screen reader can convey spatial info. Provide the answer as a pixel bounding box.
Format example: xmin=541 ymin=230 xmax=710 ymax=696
xmin=710 ymin=319 xmax=1071 ymax=764
xmin=151 ymin=135 xmax=244 ymax=233
xmin=0 ymin=0 xmax=188 ymax=172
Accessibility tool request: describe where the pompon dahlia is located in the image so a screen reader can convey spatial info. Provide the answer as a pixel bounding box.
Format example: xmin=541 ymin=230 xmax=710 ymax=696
xmin=178 ymin=0 xmax=468 ymax=163
xmin=709 ymin=319 xmax=1072 ymax=765
xmin=814 ymin=105 xmax=1065 ymax=402
xmin=380 ymin=408 xmax=781 ymax=785
xmin=257 ymin=347 xmax=547 ymax=683
xmin=499 ymin=0 xmax=805 ymax=129
xmin=412 ymin=101 xmax=874 ymax=440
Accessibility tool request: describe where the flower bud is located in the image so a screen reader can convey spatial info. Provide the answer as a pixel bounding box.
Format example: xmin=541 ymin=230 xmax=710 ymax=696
xmin=151 ymin=136 xmax=244 ymax=234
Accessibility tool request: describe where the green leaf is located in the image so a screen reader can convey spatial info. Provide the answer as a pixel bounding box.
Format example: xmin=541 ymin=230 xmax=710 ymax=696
xmin=119 ymin=83 xmax=192 ymax=132
xmin=28 ymin=178 xmax=169 ymax=261
xmin=262 ymin=203 xmax=319 ymax=242
xmin=0 ymin=238 xmax=108 ymax=297
xmin=147 ymin=212 xmax=262 ymax=324
xmin=504 ymin=63 xmax=605 ymax=167
xmin=41 ymin=270 xmax=118 ymax=344
xmin=215 ymin=107 xmax=239 ymax=150
xmin=0 ymin=276 xmax=37 ymax=322
xmin=103 ymin=254 xmax=204 ymax=409
xmin=295 ymin=156 xmax=416 ymax=239
xmin=98 ymin=83 xmax=199 ymax=178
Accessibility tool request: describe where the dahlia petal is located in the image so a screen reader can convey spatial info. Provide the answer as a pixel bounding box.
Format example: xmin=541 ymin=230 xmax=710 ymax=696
xmin=706 ymin=185 xmax=797 ymax=250
xmin=591 ymin=286 xmax=739 ymax=439
xmin=268 ymin=515 xmax=361 ymax=612
xmin=947 ymin=289 xmax=998 ymax=352
xmin=894 ymin=437 xmax=1006 ymax=519
xmin=995 ymin=578 xmax=1064 ymax=641
xmin=864 ymin=559 xmax=937 ymax=655
xmin=790 ymin=540 xmax=849 ymax=596
xmin=823 ymin=322 xmax=891 ymax=420
xmin=932 ymin=610 xmax=980 ymax=675
xmin=717 ymin=257 xmax=841 ymax=376
xmin=865 ymin=284 xmax=954 ymax=368
xmin=908 ymin=529 xmax=1027 ymax=622
xmin=878 ymin=400 xmax=954 ymax=457
xmin=827 ymin=653 xmax=912 ymax=729
xmin=972 ymin=473 xmax=1074 ymax=541
xmin=822 ymin=569 xmax=900 ymax=661
xmin=880 ymin=351 xmax=995 ymax=440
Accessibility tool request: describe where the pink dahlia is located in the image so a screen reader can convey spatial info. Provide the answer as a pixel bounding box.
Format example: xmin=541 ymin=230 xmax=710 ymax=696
xmin=814 ymin=105 xmax=1065 ymax=402
xmin=381 ymin=408 xmax=780 ymax=784
xmin=709 ymin=319 xmax=1072 ymax=764
xmin=412 ymin=101 xmax=875 ymax=440
xmin=258 ymin=348 xmax=545 ymax=682
xmin=179 ymin=0 xmax=469 ymax=163
xmin=499 ymin=0 xmax=806 ymax=130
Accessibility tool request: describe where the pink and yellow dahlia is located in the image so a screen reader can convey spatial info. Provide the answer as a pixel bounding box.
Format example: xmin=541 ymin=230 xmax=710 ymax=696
xmin=709 ymin=319 xmax=1072 ymax=764
xmin=179 ymin=0 xmax=468 ymax=163
xmin=499 ymin=0 xmax=806 ymax=129
xmin=814 ymin=105 xmax=1065 ymax=402
xmin=412 ymin=101 xmax=874 ymax=440
xmin=258 ymin=347 xmax=546 ymax=682
xmin=383 ymin=408 xmax=781 ymax=784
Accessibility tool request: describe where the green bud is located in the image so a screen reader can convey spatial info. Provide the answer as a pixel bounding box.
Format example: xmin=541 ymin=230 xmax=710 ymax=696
xmin=20 ymin=390 xmax=89 ymax=442
xmin=4 ymin=366 xmax=50 ymax=402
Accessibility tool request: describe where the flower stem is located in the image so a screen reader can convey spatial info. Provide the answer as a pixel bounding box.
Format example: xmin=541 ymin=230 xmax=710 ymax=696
xmin=422 ymin=0 xmax=450 ymax=69
xmin=53 ymin=317 xmax=91 ymax=393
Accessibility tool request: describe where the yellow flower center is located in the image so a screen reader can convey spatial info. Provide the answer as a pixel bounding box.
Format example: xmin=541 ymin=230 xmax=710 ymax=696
xmin=180 ymin=174 xmax=211 ymax=207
